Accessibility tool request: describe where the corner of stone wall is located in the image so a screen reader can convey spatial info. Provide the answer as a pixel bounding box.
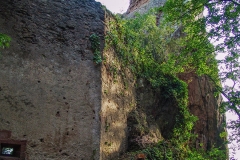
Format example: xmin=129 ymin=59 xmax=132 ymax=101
xmin=99 ymin=11 xmax=137 ymax=160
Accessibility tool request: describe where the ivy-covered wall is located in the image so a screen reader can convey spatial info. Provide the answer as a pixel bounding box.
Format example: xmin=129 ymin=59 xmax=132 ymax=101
xmin=99 ymin=12 xmax=137 ymax=159
xmin=104 ymin=0 xmax=227 ymax=159
xmin=178 ymin=72 xmax=226 ymax=150
xmin=0 ymin=0 xmax=227 ymax=159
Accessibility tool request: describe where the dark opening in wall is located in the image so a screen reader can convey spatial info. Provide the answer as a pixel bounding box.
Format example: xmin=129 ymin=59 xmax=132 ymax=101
xmin=0 ymin=140 xmax=26 ymax=160
xmin=2 ymin=147 xmax=14 ymax=155
xmin=1 ymin=143 xmax=21 ymax=157
xmin=0 ymin=131 xmax=26 ymax=160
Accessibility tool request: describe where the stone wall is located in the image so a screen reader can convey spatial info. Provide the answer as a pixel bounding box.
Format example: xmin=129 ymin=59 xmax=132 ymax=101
xmin=99 ymin=13 xmax=137 ymax=159
xmin=125 ymin=0 xmax=226 ymax=152
xmin=125 ymin=0 xmax=166 ymax=17
xmin=0 ymin=0 xmax=227 ymax=159
xmin=126 ymin=0 xmax=150 ymax=14
xmin=0 ymin=0 xmax=104 ymax=159
xmin=179 ymin=73 xmax=226 ymax=150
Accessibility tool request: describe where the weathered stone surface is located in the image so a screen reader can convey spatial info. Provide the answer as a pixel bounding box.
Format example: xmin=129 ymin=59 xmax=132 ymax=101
xmin=0 ymin=0 xmax=104 ymax=159
xmin=0 ymin=130 xmax=11 ymax=139
xmin=0 ymin=0 xmax=227 ymax=159
xmin=126 ymin=80 xmax=180 ymax=151
xmin=179 ymin=72 xmax=226 ymax=150
xmin=126 ymin=0 xmax=150 ymax=14
xmin=128 ymin=82 xmax=164 ymax=150
xmin=125 ymin=0 xmax=166 ymax=17
xmin=99 ymin=14 xmax=136 ymax=159
xmin=125 ymin=0 xmax=226 ymax=153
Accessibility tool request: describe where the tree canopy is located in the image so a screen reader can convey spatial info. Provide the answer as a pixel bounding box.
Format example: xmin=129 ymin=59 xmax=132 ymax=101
xmin=163 ymin=0 xmax=240 ymax=156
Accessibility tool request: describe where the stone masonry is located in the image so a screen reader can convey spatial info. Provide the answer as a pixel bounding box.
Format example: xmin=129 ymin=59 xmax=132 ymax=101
xmin=0 ymin=0 xmax=226 ymax=160
xmin=0 ymin=0 xmax=104 ymax=159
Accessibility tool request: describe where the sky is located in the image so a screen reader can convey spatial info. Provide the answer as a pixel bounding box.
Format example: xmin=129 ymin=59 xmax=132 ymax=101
xmin=95 ymin=0 xmax=129 ymax=13
xmin=96 ymin=0 xmax=239 ymax=159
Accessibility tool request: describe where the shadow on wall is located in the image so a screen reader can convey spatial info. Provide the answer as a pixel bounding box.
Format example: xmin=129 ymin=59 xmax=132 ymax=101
xmin=127 ymin=80 xmax=180 ymax=151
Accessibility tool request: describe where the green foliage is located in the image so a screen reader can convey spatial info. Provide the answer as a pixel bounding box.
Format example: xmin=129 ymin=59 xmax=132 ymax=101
xmin=163 ymin=0 xmax=240 ymax=150
xmin=0 ymin=33 xmax=11 ymax=49
xmin=140 ymin=140 xmax=226 ymax=160
xmin=90 ymin=33 xmax=102 ymax=64
xmin=106 ymin=13 xmax=199 ymax=147
xmin=186 ymin=147 xmax=227 ymax=160
xmin=104 ymin=2 xmax=227 ymax=158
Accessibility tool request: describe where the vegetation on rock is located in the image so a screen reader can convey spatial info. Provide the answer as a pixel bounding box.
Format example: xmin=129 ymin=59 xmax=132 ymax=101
xmin=90 ymin=33 xmax=102 ymax=64
xmin=0 ymin=33 xmax=10 ymax=49
xmin=103 ymin=0 xmax=238 ymax=158
xmin=164 ymin=0 xmax=240 ymax=152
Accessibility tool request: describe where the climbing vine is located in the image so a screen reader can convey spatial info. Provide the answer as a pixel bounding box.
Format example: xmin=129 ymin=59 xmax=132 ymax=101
xmin=104 ymin=6 xmax=226 ymax=159
xmin=90 ymin=33 xmax=102 ymax=64
xmin=0 ymin=33 xmax=11 ymax=51
xmin=0 ymin=33 xmax=10 ymax=58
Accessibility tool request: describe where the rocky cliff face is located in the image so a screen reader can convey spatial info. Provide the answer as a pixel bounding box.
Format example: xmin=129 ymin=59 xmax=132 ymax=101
xmin=178 ymin=72 xmax=226 ymax=150
xmin=126 ymin=0 xmax=226 ymax=152
xmin=125 ymin=74 xmax=226 ymax=152
xmin=126 ymin=0 xmax=150 ymax=13
xmin=126 ymin=0 xmax=166 ymax=17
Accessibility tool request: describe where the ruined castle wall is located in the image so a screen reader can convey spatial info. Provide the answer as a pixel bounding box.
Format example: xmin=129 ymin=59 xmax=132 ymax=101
xmin=0 ymin=0 xmax=227 ymax=159
xmin=0 ymin=0 xmax=104 ymax=159
xmin=126 ymin=0 xmax=226 ymax=152
xmin=178 ymin=73 xmax=226 ymax=150
xmin=125 ymin=0 xmax=166 ymax=17
xmin=99 ymin=13 xmax=137 ymax=160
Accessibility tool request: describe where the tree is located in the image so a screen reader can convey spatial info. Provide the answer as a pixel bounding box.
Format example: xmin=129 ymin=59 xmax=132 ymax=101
xmin=162 ymin=0 xmax=240 ymax=152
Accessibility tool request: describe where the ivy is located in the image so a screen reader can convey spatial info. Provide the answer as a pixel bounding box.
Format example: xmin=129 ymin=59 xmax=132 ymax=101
xmin=0 ymin=33 xmax=11 ymax=49
xmin=90 ymin=33 xmax=102 ymax=64
xmin=104 ymin=4 xmax=227 ymax=159
xmin=0 ymin=33 xmax=10 ymax=57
